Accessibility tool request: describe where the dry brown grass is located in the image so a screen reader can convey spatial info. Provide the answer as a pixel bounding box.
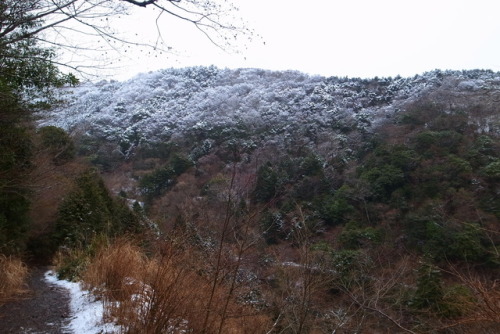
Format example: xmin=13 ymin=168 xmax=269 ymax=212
xmin=82 ymin=238 xmax=271 ymax=333
xmin=0 ymin=255 xmax=29 ymax=305
xmin=82 ymin=238 xmax=146 ymax=301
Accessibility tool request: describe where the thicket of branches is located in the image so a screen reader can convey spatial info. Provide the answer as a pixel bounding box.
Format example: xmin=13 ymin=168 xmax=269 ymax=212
xmin=1 ymin=0 xmax=251 ymax=76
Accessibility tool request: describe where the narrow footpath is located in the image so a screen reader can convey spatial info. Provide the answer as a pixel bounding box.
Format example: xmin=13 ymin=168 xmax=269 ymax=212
xmin=0 ymin=267 xmax=71 ymax=334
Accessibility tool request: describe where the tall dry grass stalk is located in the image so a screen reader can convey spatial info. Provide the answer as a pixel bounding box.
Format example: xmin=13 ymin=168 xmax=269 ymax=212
xmin=82 ymin=238 xmax=271 ymax=333
xmin=0 ymin=255 xmax=29 ymax=304
xmin=83 ymin=238 xmax=146 ymax=301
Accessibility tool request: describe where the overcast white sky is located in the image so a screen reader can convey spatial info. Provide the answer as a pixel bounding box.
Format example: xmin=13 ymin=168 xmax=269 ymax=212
xmin=71 ymin=0 xmax=500 ymax=80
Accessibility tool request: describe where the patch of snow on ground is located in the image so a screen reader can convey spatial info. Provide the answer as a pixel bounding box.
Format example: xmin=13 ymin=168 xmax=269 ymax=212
xmin=44 ymin=270 xmax=119 ymax=334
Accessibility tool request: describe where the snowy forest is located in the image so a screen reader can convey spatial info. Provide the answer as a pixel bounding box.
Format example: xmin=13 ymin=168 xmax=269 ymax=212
xmin=7 ymin=66 xmax=496 ymax=333
xmin=0 ymin=1 xmax=499 ymax=333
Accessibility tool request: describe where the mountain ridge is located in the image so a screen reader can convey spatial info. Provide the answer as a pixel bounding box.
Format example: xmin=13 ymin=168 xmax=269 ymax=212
xmin=38 ymin=67 xmax=500 ymax=160
xmin=30 ymin=66 xmax=500 ymax=333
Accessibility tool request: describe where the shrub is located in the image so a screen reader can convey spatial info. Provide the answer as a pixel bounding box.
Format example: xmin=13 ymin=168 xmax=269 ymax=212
xmin=331 ymin=249 xmax=371 ymax=288
xmin=54 ymin=170 xmax=142 ymax=248
xmin=253 ymin=162 xmax=279 ymax=203
xmin=79 ymin=238 xmax=272 ymax=333
xmin=405 ymin=211 xmax=449 ymax=259
xmin=413 ymin=130 xmax=463 ymax=156
xmin=0 ymin=255 xmax=28 ymax=304
xmin=53 ymin=246 xmax=92 ymax=281
xmin=387 ymin=146 xmax=419 ymax=172
xmin=317 ymin=186 xmax=354 ymax=225
xmin=398 ymin=101 xmax=444 ymax=127
xmin=260 ymin=210 xmax=286 ymax=244
xmin=170 ymin=154 xmax=193 ymax=176
xmin=448 ymin=223 xmax=487 ymax=262
xmin=83 ymin=238 xmax=146 ymax=301
xmin=0 ymin=194 xmax=30 ymax=255
xmin=137 ymin=141 xmax=174 ymax=160
xmin=361 ymin=164 xmax=405 ymax=201
xmin=411 ymin=261 xmax=443 ymax=310
xmin=339 ymin=221 xmax=383 ymax=249
xmin=38 ymin=125 xmax=75 ymax=164
xmin=139 ymin=166 xmax=176 ymax=199
xmin=299 ymin=154 xmax=324 ymax=177
xmin=292 ymin=175 xmax=330 ymax=201
xmin=474 ymin=135 xmax=497 ymax=156
xmin=439 ymin=284 xmax=474 ymax=318
xmin=0 ymin=124 xmax=32 ymax=255
xmin=405 ymin=209 xmax=488 ymax=261
xmin=481 ymin=160 xmax=500 ymax=180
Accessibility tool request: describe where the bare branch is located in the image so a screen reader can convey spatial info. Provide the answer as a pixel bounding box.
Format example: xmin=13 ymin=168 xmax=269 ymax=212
xmin=0 ymin=0 xmax=252 ymax=78
xmin=120 ymin=0 xmax=158 ymax=7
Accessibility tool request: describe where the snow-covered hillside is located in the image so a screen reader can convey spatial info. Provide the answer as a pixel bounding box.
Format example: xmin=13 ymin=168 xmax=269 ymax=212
xmin=39 ymin=67 xmax=500 ymax=160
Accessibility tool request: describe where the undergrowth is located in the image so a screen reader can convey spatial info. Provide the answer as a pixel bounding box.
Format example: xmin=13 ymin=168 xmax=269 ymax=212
xmin=0 ymin=255 xmax=28 ymax=305
xmin=73 ymin=237 xmax=271 ymax=334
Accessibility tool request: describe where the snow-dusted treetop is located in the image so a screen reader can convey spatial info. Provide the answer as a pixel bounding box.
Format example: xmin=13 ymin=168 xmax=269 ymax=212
xmin=39 ymin=67 xmax=500 ymax=159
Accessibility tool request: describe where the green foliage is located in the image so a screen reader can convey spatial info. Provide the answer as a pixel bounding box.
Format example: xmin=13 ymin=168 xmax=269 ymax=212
xmin=339 ymin=221 xmax=383 ymax=249
xmin=331 ymin=249 xmax=371 ymax=288
xmin=0 ymin=85 xmax=33 ymax=255
xmin=0 ymin=125 xmax=32 ymax=172
xmin=260 ymin=210 xmax=286 ymax=244
xmin=1 ymin=44 xmax=78 ymax=111
xmin=405 ymin=207 xmax=489 ymax=261
xmin=310 ymin=240 xmax=333 ymax=252
xmin=467 ymin=135 xmax=499 ymax=168
xmin=361 ymin=164 xmax=405 ymax=201
xmin=481 ymin=159 xmax=500 ymax=180
xmin=253 ymin=155 xmax=326 ymax=204
xmin=56 ymin=247 xmax=92 ymax=281
xmin=317 ymin=189 xmax=354 ymax=225
xmin=413 ymin=130 xmax=463 ymax=156
xmin=411 ymin=261 xmax=443 ymax=310
xmin=405 ymin=207 xmax=452 ymax=260
xmin=440 ymin=284 xmax=474 ymax=318
xmin=410 ymin=261 xmax=474 ymax=317
xmin=38 ymin=126 xmax=75 ymax=164
xmin=331 ymin=250 xmax=361 ymax=276
xmin=253 ymin=162 xmax=279 ymax=203
xmin=189 ymin=139 xmax=212 ymax=161
xmin=413 ymin=155 xmax=472 ymax=199
xmin=0 ymin=1 xmax=79 ymax=101
xmin=444 ymin=155 xmax=473 ymax=181
xmin=0 ymin=193 xmax=30 ymax=255
xmin=54 ymin=170 xmax=142 ymax=248
xmin=448 ymin=223 xmax=487 ymax=262
xmin=372 ymin=145 xmax=419 ymax=172
xmin=479 ymin=190 xmax=500 ymax=219
xmin=398 ymin=101 xmax=447 ymax=127
xmin=292 ymin=175 xmax=330 ymax=201
xmin=428 ymin=111 xmax=469 ymax=133
xmin=474 ymin=135 xmax=497 ymax=156
xmin=137 ymin=153 xmax=191 ymax=200
xmin=139 ymin=166 xmax=176 ymax=199
xmin=90 ymin=145 xmax=124 ymax=172
xmin=170 ymin=153 xmax=193 ymax=175
xmin=356 ymin=145 xmax=418 ymax=202
xmin=299 ymin=154 xmax=324 ymax=177
xmin=137 ymin=141 xmax=174 ymax=160
xmin=55 ymin=235 xmax=108 ymax=281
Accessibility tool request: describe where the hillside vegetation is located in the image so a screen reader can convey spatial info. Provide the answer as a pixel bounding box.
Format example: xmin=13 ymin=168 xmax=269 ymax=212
xmin=6 ymin=67 xmax=500 ymax=333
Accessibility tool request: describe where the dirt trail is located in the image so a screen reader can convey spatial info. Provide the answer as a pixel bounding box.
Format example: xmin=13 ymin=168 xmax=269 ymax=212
xmin=0 ymin=267 xmax=71 ymax=334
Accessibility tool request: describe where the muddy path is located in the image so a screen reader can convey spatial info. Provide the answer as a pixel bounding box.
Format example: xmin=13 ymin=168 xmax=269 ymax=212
xmin=0 ymin=267 xmax=71 ymax=334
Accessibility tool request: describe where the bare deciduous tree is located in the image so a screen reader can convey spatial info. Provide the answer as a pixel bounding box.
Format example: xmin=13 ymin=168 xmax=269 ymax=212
xmin=0 ymin=0 xmax=252 ymax=74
